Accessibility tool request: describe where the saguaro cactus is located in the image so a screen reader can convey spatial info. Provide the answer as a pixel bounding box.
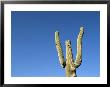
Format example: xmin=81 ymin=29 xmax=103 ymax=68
xmin=55 ymin=27 xmax=84 ymax=77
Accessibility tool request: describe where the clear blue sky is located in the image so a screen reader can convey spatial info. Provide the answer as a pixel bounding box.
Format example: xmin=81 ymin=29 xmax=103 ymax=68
xmin=11 ymin=11 xmax=100 ymax=77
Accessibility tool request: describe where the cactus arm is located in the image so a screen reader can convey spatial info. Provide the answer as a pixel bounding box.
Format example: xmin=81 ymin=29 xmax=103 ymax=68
xmin=55 ymin=31 xmax=66 ymax=68
xmin=74 ymin=27 xmax=84 ymax=68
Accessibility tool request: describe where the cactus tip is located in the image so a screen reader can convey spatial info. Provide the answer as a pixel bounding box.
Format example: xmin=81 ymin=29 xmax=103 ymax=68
xmin=80 ymin=26 xmax=84 ymax=34
xmin=55 ymin=31 xmax=59 ymax=33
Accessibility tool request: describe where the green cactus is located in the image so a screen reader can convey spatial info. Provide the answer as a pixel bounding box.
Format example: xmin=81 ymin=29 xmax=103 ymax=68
xmin=55 ymin=26 xmax=84 ymax=77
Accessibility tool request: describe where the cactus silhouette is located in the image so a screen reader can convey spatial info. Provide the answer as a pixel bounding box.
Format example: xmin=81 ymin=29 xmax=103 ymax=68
xmin=55 ymin=26 xmax=84 ymax=77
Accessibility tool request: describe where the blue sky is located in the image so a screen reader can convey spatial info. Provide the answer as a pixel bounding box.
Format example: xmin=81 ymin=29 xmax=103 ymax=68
xmin=11 ymin=11 xmax=100 ymax=77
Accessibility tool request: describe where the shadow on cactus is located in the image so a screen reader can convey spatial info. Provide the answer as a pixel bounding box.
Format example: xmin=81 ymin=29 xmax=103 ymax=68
xmin=55 ymin=26 xmax=84 ymax=77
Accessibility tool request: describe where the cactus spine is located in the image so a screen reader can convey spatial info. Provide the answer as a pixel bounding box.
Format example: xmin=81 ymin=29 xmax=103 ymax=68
xmin=55 ymin=27 xmax=84 ymax=77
